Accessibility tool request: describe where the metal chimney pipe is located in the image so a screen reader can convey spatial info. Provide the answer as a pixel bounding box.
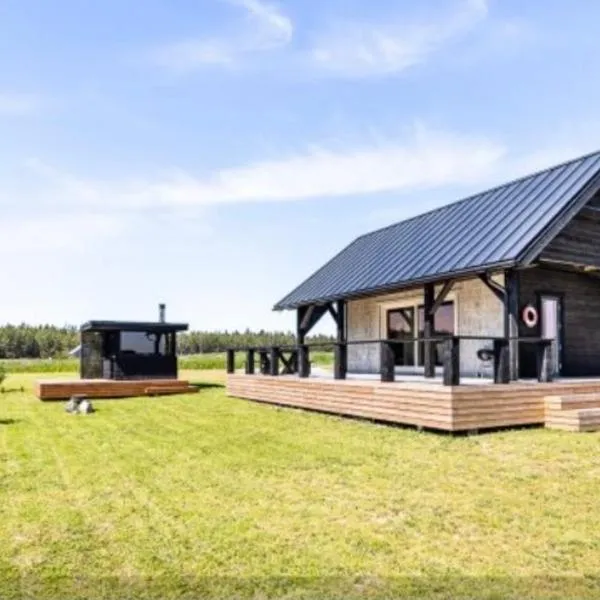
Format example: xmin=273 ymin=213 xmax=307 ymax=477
xmin=159 ymin=303 xmax=166 ymax=323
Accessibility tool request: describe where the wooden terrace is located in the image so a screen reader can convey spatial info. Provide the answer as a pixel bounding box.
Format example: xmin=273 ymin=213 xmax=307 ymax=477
xmin=225 ymin=340 xmax=600 ymax=433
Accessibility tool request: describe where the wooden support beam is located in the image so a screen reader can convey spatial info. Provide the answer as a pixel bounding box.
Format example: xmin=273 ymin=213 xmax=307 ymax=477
xmin=298 ymin=345 xmax=310 ymax=378
xmin=298 ymin=304 xmax=329 ymax=340
xmin=380 ymin=341 xmax=395 ymax=382
xmin=442 ymin=337 xmax=460 ymax=386
xmin=297 ymin=307 xmax=308 ymax=345
xmin=334 ymin=300 xmax=347 ymax=380
xmin=226 ymin=349 xmax=235 ymax=374
xmin=245 ymin=349 xmax=255 ymax=375
xmin=423 ymin=283 xmax=435 ymax=378
xmin=493 ymin=339 xmax=510 ymax=384
xmin=327 ymin=302 xmax=339 ymax=325
xmin=477 ymin=273 xmax=505 ymax=303
xmin=334 ymin=344 xmax=347 ymax=380
xmin=505 ymin=269 xmax=520 ymax=381
xmin=269 ymin=347 xmax=280 ymax=376
xmin=259 ymin=350 xmax=270 ymax=375
xmin=431 ymin=280 xmax=455 ymax=315
xmin=279 ymin=350 xmax=298 ymax=375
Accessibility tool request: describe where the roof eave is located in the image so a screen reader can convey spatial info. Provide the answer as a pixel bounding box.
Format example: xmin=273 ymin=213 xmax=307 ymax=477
xmin=273 ymin=260 xmax=519 ymax=311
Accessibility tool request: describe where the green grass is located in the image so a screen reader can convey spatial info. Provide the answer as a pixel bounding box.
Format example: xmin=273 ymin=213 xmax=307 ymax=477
xmin=0 ymin=351 xmax=334 ymax=374
xmin=1 ymin=372 xmax=600 ymax=599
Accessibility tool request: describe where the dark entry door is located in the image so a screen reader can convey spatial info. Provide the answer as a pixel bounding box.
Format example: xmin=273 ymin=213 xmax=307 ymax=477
xmin=540 ymin=295 xmax=563 ymax=376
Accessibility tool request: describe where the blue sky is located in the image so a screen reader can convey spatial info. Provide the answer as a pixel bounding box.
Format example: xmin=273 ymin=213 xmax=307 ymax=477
xmin=1 ymin=0 xmax=600 ymax=333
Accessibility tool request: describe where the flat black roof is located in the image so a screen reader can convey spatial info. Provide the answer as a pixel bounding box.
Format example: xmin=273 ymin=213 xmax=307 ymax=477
xmin=80 ymin=320 xmax=189 ymax=333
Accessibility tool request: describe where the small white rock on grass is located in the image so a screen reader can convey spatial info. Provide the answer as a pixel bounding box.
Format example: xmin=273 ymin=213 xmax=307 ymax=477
xmin=65 ymin=396 xmax=95 ymax=415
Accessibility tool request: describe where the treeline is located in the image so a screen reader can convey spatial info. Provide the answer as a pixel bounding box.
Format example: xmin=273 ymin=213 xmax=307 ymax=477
xmin=0 ymin=325 xmax=335 ymax=359
xmin=178 ymin=330 xmax=335 ymax=354
xmin=0 ymin=325 xmax=79 ymax=359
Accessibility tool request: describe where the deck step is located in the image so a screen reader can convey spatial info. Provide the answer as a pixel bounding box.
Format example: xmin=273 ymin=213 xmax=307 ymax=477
xmin=545 ymin=393 xmax=600 ymax=411
xmin=545 ymin=407 xmax=600 ymax=432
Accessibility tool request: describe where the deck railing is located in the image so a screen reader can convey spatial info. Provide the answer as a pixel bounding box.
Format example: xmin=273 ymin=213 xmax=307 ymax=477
xmin=225 ymin=336 xmax=554 ymax=386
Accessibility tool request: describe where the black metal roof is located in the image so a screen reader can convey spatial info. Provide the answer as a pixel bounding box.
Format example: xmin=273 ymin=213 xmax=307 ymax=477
xmin=80 ymin=320 xmax=189 ymax=333
xmin=274 ymin=149 xmax=600 ymax=310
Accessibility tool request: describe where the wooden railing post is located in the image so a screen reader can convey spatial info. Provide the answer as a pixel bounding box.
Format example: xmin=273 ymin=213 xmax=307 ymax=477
xmin=493 ymin=339 xmax=510 ymax=384
xmin=259 ymin=349 xmax=269 ymax=375
xmin=443 ymin=336 xmax=460 ymax=386
xmin=298 ymin=345 xmax=310 ymax=378
xmin=334 ymin=343 xmax=347 ymax=380
xmin=269 ymin=346 xmax=280 ymax=376
xmin=380 ymin=341 xmax=395 ymax=382
xmin=226 ymin=349 xmax=235 ymax=374
xmin=537 ymin=341 xmax=553 ymax=382
xmin=245 ymin=349 xmax=255 ymax=375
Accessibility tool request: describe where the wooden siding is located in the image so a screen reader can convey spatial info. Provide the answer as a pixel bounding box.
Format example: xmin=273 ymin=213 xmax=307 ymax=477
xmin=36 ymin=378 xmax=195 ymax=401
xmin=227 ymin=374 xmax=600 ymax=432
xmin=541 ymin=207 xmax=600 ymax=267
xmin=519 ymin=266 xmax=600 ymax=376
xmin=346 ymin=275 xmax=504 ymax=376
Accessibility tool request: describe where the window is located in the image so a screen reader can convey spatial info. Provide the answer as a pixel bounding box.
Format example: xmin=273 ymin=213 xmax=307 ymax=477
xmin=386 ymin=300 xmax=455 ymax=368
xmin=120 ymin=331 xmax=165 ymax=355
xmin=417 ymin=301 xmax=455 ymax=366
xmin=387 ymin=307 xmax=415 ymax=366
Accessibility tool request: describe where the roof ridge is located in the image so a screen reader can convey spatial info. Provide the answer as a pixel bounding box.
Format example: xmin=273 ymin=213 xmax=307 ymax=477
xmin=355 ymin=147 xmax=600 ymax=242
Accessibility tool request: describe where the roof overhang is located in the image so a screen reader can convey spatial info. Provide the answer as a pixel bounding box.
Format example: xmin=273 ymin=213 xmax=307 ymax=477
xmin=273 ymin=260 xmax=518 ymax=311
xmin=80 ymin=320 xmax=189 ymax=333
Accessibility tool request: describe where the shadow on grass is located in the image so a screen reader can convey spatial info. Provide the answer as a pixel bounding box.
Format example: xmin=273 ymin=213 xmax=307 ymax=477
xmin=189 ymin=382 xmax=225 ymax=390
xmin=0 ymin=387 xmax=26 ymax=394
xmin=0 ymin=418 xmax=19 ymax=425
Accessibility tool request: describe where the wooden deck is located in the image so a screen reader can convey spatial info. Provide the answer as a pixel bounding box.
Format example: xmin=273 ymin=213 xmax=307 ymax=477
xmin=227 ymin=374 xmax=600 ymax=432
xmin=36 ymin=378 xmax=196 ymax=401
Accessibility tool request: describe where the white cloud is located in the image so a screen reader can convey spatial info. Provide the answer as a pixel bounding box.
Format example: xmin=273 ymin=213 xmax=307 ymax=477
xmin=0 ymin=92 xmax=40 ymax=116
xmin=24 ymin=126 xmax=506 ymax=209
xmin=150 ymin=0 xmax=293 ymax=72
xmin=310 ymin=0 xmax=488 ymax=78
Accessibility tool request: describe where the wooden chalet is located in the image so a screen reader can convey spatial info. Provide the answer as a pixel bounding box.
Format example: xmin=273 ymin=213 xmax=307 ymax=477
xmin=227 ymin=150 xmax=600 ymax=432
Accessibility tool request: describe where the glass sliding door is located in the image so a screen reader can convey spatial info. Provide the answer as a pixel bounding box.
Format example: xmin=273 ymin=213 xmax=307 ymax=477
xmin=387 ymin=307 xmax=415 ymax=366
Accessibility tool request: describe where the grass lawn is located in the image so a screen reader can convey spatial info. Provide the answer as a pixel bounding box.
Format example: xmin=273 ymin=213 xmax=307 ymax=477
xmin=1 ymin=372 xmax=600 ymax=599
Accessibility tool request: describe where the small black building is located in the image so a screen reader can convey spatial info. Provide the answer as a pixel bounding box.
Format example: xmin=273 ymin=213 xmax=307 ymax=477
xmin=79 ymin=311 xmax=188 ymax=380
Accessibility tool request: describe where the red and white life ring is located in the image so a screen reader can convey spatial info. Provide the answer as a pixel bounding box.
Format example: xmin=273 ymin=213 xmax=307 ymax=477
xmin=522 ymin=305 xmax=538 ymax=328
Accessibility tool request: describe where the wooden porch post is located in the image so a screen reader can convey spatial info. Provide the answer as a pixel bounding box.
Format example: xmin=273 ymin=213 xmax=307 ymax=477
xmin=443 ymin=337 xmax=460 ymax=386
xmin=423 ymin=283 xmax=435 ymax=378
xmin=505 ymin=270 xmax=520 ymax=381
xmin=226 ymin=349 xmax=235 ymax=374
xmin=296 ymin=307 xmax=306 ymax=346
xmin=334 ymin=300 xmax=347 ymax=380
xmin=245 ymin=349 xmax=255 ymax=375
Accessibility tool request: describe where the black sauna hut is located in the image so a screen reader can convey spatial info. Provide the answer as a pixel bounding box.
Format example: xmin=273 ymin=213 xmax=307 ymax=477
xmin=79 ymin=305 xmax=188 ymax=380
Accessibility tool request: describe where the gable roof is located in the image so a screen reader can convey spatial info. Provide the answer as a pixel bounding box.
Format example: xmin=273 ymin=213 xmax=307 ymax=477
xmin=274 ymin=149 xmax=600 ymax=311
